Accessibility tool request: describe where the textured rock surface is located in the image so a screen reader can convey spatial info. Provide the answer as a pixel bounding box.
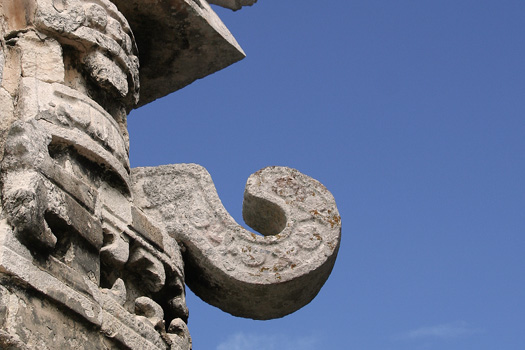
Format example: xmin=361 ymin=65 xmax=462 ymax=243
xmin=109 ymin=0 xmax=246 ymax=106
xmin=0 ymin=1 xmax=189 ymax=349
xmin=132 ymin=164 xmax=341 ymax=319
xmin=0 ymin=0 xmax=341 ymax=349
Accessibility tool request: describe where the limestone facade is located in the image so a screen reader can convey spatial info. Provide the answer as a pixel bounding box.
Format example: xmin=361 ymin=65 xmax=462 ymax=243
xmin=0 ymin=1 xmax=341 ymax=349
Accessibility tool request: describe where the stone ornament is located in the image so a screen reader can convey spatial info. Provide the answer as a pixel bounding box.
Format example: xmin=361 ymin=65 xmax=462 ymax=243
xmin=132 ymin=164 xmax=341 ymax=320
xmin=0 ymin=1 xmax=341 ymax=349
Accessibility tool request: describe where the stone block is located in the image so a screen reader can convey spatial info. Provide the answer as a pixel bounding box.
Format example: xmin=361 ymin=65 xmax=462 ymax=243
xmin=47 ymin=191 xmax=104 ymax=250
xmin=109 ymin=0 xmax=246 ymax=106
xmin=128 ymin=246 xmax=166 ymax=293
xmin=101 ymin=223 xmax=130 ymax=268
xmin=131 ymin=205 xmax=164 ymax=250
xmin=17 ymin=31 xmax=64 ymax=83
xmin=40 ymin=158 xmax=98 ymax=212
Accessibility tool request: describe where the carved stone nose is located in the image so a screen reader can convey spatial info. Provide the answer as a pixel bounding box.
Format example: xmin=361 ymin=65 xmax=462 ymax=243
xmin=131 ymin=164 xmax=341 ymax=319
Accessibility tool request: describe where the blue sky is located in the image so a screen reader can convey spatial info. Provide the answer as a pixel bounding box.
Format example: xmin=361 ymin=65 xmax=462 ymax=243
xmin=128 ymin=1 xmax=525 ymax=349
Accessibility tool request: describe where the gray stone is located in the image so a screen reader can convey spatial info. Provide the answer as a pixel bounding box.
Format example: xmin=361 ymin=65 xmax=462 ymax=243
xmin=17 ymin=31 xmax=64 ymax=83
xmin=167 ymin=318 xmax=192 ymax=350
xmin=132 ymin=205 xmax=165 ymax=250
xmin=135 ymin=296 xmax=165 ymax=328
xmin=128 ymin=246 xmax=167 ymax=293
xmin=0 ymin=329 xmax=30 ymax=350
xmin=109 ymin=0 xmax=246 ymax=106
xmin=131 ymin=164 xmax=341 ymax=319
xmin=103 ymin=278 xmax=127 ymax=306
xmin=101 ymin=223 xmax=130 ymax=268
xmin=0 ymin=0 xmax=341 ymax=349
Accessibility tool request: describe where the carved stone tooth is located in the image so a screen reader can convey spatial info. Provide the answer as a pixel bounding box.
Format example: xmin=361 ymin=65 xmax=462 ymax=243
xmin=131 ymin=205 xmax=164 ymax=250
xmin=163 ymin=273 xmax=189 ymax=324
xmin=102 ymin=277 xmax=127 ymax=306
xmin=135 ymin=296 xmax=164 ymax=329
xmin=100 ymin=224 xmax=130 ymax=268
xmin=167 ymin=318 xmax=192 ymax=350
xmin=85 ymin=3 xmax=108 ymax=31
xmin=127 ymin=246 xmax=166 ymax=293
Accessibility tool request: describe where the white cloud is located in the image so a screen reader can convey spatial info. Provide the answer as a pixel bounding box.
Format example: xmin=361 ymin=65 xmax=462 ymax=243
xmin=400 ymin=321 xmax=479 ymax=340
xmin=216 ymin=332 xmax=320 ymax=350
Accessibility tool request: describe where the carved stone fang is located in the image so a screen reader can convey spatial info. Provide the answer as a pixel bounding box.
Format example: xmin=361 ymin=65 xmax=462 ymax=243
xmin=131 ymin=164 xmax=341 ymax=320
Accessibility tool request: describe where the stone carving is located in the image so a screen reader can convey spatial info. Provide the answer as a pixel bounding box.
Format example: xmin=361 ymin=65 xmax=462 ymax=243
xmin=132 ymin=165 xmax=340 ymax=320
xmin=0 ymin=1 xmax=341 ymax=349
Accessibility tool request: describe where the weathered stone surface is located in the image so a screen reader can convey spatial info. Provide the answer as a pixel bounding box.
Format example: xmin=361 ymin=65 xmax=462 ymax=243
xmin=132 ymin=205 xmax=165 ymax=250
xmin=47 ymin=188 xmax=104 ymax=249
xmin=109 ymin=0 xmax=246 ymax=106
xmin=132 ymin=164 xmax=341 ymax=319
xmin=0 ymin=85 xmax=14 ymax=161
xmin=0 ymin=2 xmax=190 ymax=349
xmin=0 ymin=30 xmax=4 ymax=83
xmin=17 ymin=31 xmax=64 ymax=83
xmin=0 ymin=0 xmax=139 ymax=113
xmin=0 ymin=285 xmax=114 ymax=350
xmin=40 ymin=157 xmax=98 ymax=212
xmin=2 ymin=169 xmax=57 ymax=251
xmin=0 ymin=219 xmax=182 ymax=350
xmin=135 ymin=296 xmax=165 ymax=328
xmin=128 ymin=246 xmax=167 ymax=293
xmin=167 ymin=318 xmax=192 ymax=350
xmin=0 ymin=0 xmax=340 ymax=349
xmin=102 ymin=278 xmax=127 ymax=306
xmin=101 ymin=223 xmax=130 ymax=268
xmin=0 ymin=329 xmax=30 ymax=350
xmin=83 ymin=49 xmax=129 ymax=97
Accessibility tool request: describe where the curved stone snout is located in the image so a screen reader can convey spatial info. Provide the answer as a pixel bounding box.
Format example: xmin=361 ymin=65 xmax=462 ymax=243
xmin=131 ymin=164 xmax=341 ymax=320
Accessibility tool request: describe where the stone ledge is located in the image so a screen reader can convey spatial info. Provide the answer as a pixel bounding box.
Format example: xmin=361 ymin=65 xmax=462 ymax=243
xmin=110 ymin=0 xmax=246 ymax=107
